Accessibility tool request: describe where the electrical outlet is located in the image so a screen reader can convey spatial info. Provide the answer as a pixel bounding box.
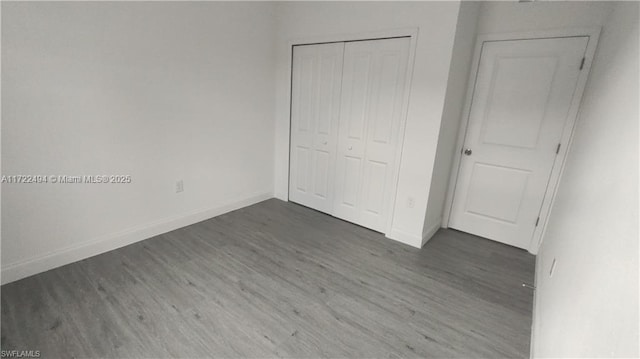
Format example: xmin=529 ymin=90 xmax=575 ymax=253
xmin=176 ymin=180 xmax=184 ymax=193
xmin=549 ymin=258 xmax=557 ymax=277
xmin=407 ymin=197 xmax=415 ymax=208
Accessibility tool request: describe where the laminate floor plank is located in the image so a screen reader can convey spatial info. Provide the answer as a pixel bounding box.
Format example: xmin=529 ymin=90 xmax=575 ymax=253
xmin=2 ymin=199 xmax=535 ymax=358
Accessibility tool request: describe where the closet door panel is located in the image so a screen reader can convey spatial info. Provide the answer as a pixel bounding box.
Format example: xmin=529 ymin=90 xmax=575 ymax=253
xmin=334 ymin=37 xmax=411 ymax=232
xmin=289 ymin=43 xmax=345 ymax=213
xmin=333 ymin=41 xmax=374 ymax=220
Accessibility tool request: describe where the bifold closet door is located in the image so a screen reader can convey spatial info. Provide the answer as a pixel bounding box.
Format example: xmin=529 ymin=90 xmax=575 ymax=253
xmin=288 ymin=43 xmax=345 ymax=214
xmin=333 ymin=37 xmax=411 ymax=232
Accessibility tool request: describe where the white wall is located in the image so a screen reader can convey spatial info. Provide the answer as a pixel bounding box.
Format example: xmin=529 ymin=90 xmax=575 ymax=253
xmin=1 ymin=3 xmax=3 ymax=274
xmin=532 ymin=2 xmax=639 ymax=357
xmin=273 ymin=1 xmax=461 ymax=248
xmin=477 ymin=1 xmax=612 ymax=35
xmin=423 ymin=1 xmax=480 ymax=242
xmin=1 ymin=2 xmax=277 ymax=283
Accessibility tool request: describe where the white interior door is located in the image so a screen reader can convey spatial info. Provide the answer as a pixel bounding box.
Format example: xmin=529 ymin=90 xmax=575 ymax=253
xmin=449 ymin=37 xmax=589 ymax=249
xmin=333 ymin=37 xmax=411 ymax=232
xmin=289 ymin=43 xmax=344 ymax=214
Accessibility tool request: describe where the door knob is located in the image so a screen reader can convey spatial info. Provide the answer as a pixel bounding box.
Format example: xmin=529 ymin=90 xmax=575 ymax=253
xmin=463 ymin=148 xmax=472 ymax=156
xmin=348 ymin=146 xmax=353 ymax=150
xmin=323 ymin=141 xmax=328 ymax=145
xmin=522 ymin=282 xmax=536 ymax=290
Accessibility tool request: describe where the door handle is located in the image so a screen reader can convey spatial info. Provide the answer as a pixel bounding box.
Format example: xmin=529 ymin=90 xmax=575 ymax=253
xmin=463 ymin=148 xmax=473 ymax=156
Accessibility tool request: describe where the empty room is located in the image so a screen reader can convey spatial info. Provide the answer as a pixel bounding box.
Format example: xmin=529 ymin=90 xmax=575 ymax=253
xmin=1 ymin=1 xmax=638 ymax=358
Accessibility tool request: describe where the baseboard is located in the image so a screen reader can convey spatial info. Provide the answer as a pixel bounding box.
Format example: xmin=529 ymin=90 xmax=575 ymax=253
xmin=1 ymin=191 xmax=273 ymax=285
xmin=422 ymin=219 xmax=442 ymax=247
xmin=386 ymin=228 xmax=423 ymax=249
xmin=530 ymin=253 xmax=542 ymax=358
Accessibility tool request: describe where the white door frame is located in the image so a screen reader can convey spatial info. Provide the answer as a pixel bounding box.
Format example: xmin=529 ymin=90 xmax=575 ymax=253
xmin=285 ymin=28 xmax=418 ymax=236
xmin=442 ymin=27 xmax=601 ymax=254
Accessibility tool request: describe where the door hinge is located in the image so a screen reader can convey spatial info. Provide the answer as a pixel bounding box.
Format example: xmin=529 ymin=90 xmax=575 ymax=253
xmin=535 ymin=217 xmax=540 ymax=226
xmin=579 ymin=57 xmax=586 ymax=70
xmin=556 ymin=143 xmax=561 ymax=154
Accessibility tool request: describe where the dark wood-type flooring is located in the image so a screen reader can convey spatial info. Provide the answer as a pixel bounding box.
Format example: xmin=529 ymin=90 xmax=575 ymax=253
xmin=1 ymin=199 xmax=535 ymax=358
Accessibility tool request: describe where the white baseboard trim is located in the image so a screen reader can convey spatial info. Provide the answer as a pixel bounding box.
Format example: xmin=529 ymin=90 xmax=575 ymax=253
xmin=422 ymin=219 xmax=442 ymax=247
xmin=1 ymin=191 xmax=273 ymax=285
xmin=386 ymin=228 xmax=423 ymax=249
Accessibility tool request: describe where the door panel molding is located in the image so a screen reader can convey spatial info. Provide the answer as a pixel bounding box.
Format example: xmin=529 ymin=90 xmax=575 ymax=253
xmin=333 ymin=38 xmax=411 ymax=233
xmin=289 ymin=43 xmax=345 ymax=214
xmin=442 ymin=27 xmax=601 ymax=255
